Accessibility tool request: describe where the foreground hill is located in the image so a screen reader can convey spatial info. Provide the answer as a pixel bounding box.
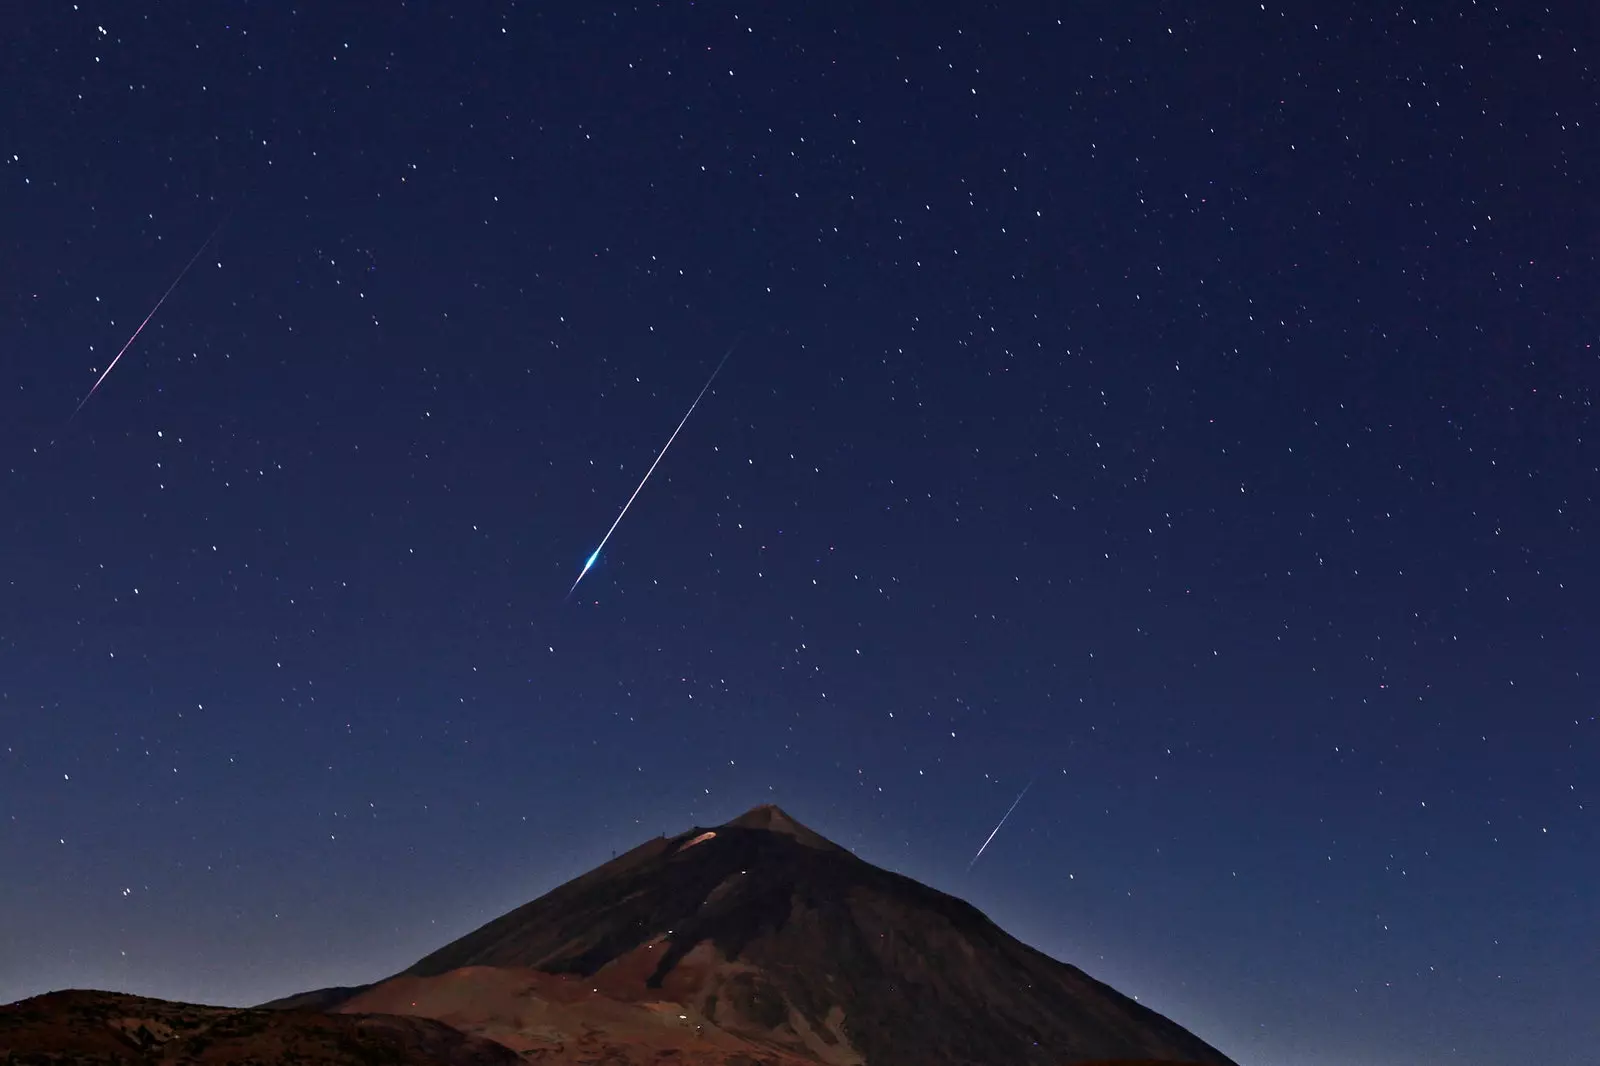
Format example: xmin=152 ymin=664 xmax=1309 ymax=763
xmin=0 ymin=989 xmax=520 ymax=1066
xmin=269 ymin=804 xmax=1238 ymax=1066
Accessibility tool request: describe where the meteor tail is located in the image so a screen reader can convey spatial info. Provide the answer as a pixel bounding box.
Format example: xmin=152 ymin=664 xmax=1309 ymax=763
xmin=967 ymin=778 xmax=1034 ymax=871
xmin=566 ymin=336 xmax=741 ymax=598
xmin=70 ymin=221 xmax=226 ymax=421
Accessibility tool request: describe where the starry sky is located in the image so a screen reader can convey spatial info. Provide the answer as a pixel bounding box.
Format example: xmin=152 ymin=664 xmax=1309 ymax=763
xmin=2 ymin=6 xmax=1595 ymax=1065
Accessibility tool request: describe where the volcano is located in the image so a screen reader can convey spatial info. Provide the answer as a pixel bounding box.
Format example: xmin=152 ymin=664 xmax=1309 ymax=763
xmin=267 ymin=804 xmax=1237 ymax=1066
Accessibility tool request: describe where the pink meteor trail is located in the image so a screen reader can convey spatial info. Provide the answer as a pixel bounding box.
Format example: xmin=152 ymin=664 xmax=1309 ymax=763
xmin=71 ymin=223 xmax=224 ymax=419
xmin=567 ymin=338 xmax=740 ymax=599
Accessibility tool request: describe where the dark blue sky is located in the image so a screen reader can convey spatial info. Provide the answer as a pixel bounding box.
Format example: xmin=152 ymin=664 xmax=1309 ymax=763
xmin=2 ymin=5 xmax=1594 ymax=1065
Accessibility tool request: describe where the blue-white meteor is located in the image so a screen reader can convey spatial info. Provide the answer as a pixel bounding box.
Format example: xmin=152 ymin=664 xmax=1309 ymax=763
xmin=967 ymin=778 xmax=1033 ymax=871
xmin=566 ymin=339 xmax=739 ymax=598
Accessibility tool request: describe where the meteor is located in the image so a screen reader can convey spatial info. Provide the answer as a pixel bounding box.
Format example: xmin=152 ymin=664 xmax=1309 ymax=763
xmin=566 ymin=338 xmax=740 ymax=598
xmin=967 ymin=778 xmax=1033 ymax=871
xmin=71 ymin=222 xmax=225 ymax=420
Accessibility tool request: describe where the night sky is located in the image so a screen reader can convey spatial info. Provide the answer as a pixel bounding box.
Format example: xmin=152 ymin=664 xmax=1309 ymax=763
xmin=2 ymin=6 xmax=1595 ymax=1065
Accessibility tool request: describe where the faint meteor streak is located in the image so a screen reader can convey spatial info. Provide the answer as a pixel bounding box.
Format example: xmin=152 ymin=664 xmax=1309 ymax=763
xmin=967 ymin=778 xmax=1033 ymax=871
xmin=566 ymin=338 xmax=740 ymax=598
xmin=71 ymin=222 xmax=224 ymax=419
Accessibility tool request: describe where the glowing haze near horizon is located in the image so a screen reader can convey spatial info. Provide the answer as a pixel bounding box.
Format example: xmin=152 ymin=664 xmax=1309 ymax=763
xmin=1 ymin=7 xmax=1594 ymax=1066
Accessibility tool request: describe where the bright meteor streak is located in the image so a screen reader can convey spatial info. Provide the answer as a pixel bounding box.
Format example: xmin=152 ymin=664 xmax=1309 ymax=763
xmin=967 ymin=778 xmax=1033 ymax=871
xmin=566 ymin=338 xmax=740 ymax=598
xmin=71 ymin=222 xmax=224 ymax=420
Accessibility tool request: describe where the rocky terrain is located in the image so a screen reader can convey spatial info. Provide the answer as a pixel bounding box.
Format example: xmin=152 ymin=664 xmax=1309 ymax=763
xmin=0 ymin=988 xmax=521 ymax=1066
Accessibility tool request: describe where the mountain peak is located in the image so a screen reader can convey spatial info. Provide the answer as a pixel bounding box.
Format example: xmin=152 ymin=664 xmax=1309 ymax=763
xmin=267 ymin=806 xmax=1238 ymax=1065
xmin=720 ymin=803 xmax=837 ymax=850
